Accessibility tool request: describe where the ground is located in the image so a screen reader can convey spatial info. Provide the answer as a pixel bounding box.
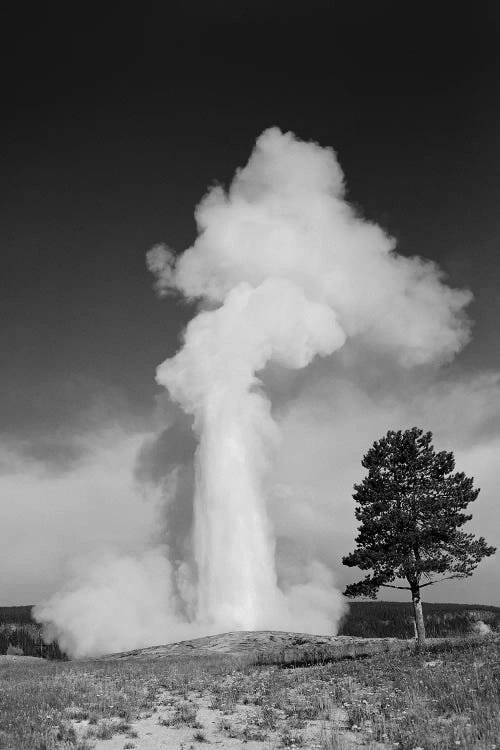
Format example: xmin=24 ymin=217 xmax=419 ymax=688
xmin=0 ymin=632 xmax=499 ymax=750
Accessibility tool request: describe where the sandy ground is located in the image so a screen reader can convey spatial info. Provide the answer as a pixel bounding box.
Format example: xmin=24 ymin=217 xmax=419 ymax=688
xmin=74 ymin=687 xmax=359 ymax=750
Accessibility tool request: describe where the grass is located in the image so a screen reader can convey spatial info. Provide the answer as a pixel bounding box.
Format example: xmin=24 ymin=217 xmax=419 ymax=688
xmin=0 ymin=653 xmax=227 ymax=749
xmin=253 ymin=636 xmax=410 ymax=668
xmin=277 ymin=636 xmax=500 ymax=749
xmin=157 ymin=698 xmax=201 ymax=727
xmin=0 ymin=636 xmax=498 ymax=749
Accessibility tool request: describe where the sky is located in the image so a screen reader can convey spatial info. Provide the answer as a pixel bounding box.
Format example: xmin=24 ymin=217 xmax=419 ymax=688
xmin=1 ymin=2 xmax=499 ymax=615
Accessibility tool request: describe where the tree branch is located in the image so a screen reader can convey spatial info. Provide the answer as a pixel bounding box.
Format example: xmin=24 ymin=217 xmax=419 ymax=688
xmin=380 ymin=584 xmax=411 ymax=590
xmin=418 ymin=576 xmax=459 ymax=588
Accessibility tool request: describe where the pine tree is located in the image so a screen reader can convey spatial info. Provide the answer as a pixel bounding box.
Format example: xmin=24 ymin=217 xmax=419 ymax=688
xmin=343 ymin=427 xmax=496 ymax=647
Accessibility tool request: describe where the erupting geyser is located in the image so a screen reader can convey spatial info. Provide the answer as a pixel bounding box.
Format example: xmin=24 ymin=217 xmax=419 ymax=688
xmin=147 ymin=127 xmax=470 ymax=632
xmin=154 ymin=280 xmax=346 ymax=630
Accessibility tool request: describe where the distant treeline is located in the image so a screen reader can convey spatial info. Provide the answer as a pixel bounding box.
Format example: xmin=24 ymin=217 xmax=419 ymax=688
xmin=0 ymin=607 xmax=66 ymax=659
xmin=0 ymin=605 xmax=33 ymax=625
xmin=338 ymin=601 xmax=500 ymax=638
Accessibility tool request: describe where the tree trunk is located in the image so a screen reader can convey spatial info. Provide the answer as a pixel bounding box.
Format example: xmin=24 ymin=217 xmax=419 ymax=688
xmin=411 ymin=586 xmax=426 ymax=650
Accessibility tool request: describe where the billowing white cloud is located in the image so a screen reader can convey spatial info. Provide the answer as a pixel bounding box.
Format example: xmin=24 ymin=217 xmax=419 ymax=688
xmin=0 ymin=430 xmax=160 ymax=604
xmin=35 ymin=549 xmax=197 ymax=659
xmin=150 ymin=128 xmax=471 ymax=367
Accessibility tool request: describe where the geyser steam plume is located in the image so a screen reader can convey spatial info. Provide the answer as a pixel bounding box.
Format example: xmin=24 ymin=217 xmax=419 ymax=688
xmin=147 ymin=127 xmax=471 ymax=633
xmin=33 ymin=128 xmax=473 ymax=657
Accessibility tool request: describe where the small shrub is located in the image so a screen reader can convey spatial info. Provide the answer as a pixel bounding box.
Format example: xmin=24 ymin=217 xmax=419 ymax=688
xmin=258 ymin=703 xmax=278 ymax=729
xmin=193 ymin=730 xmax=208 ymax=742
xmin=217 ymin=717 xmax=239 ymax=737
xmin=280 ymin=728 xmax=305 ymax=747
xmin=64 ymin=705 xmax=89 ymax=721
xmin=115 ymin=719 xmax=132 ymax=734
xmin=287 ymin=715 xmax=306 ymax=729
xmin=54 ymin=721 xmax=77 ymax=744
xmin=88 ymin=719 xmax=115 ymax=740
xmin=241 ymin=724 xmax=268 ymax=741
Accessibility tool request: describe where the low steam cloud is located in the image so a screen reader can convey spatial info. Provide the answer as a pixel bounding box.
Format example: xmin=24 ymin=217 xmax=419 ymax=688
xmin=34 ymin=128 xmax=475 ymax=656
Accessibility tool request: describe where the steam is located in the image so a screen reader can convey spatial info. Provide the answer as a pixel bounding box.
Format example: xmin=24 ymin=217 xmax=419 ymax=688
xmin=33 ymin=128 xmax=474 ymax=656
xmin=473 ymin=620 xmax=492 ymax=636
xmin=147 ymin=128 xmax=470 ymax=634
xmin=36 ymin=549 xmax=179 ymax=659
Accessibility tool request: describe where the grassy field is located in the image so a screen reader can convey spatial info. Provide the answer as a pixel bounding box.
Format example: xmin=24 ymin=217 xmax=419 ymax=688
xmin=0 ymin=635 xmax=498 ymax=750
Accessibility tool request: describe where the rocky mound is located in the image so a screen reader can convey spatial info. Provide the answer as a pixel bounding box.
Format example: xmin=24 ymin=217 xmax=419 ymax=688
xmin=103 ymin=630 xmax=412 ymax=661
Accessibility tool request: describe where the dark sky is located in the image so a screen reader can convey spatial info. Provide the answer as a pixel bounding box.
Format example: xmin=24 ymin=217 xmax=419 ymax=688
xmin=1 ymin=0 xmax=499 ymax=435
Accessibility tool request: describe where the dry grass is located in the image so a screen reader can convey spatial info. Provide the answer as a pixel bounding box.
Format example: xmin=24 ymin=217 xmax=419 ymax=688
xmin=0 ymin=653 xmax=228 ymax=749
xmin=258 ymin=635 xmax=500 ymax=749
xmin=0 ymin=636 xmax=498 ymax=749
